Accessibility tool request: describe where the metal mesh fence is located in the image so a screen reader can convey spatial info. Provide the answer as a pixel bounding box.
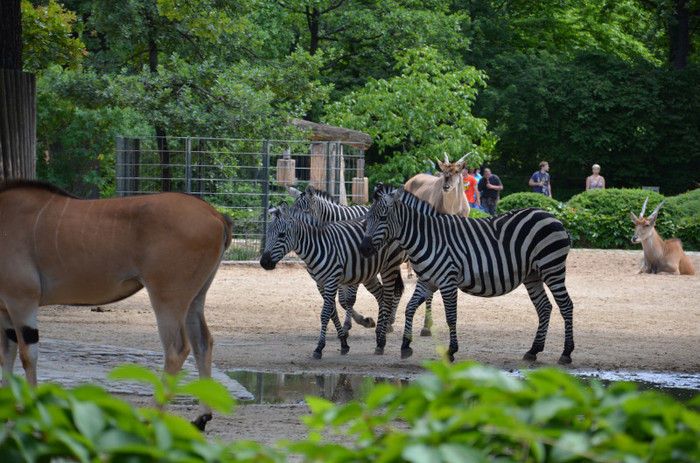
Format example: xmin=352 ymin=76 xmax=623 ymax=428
xmin=115 ymin=136 xmax=368 ymax=260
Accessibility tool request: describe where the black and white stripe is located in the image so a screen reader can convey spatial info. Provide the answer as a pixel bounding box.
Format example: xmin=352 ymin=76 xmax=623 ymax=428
xmin=293 ymin=185 xmax=434 ymax=336
xmin=360 ymin=185 xmax=575 ymax=364
xmin=260 ymin=203 xmax=405 ymax=358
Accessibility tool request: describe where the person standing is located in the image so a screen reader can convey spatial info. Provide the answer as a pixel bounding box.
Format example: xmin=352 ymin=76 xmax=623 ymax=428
xmin=462 ymin=167 xmax=481 ymax=210
xmin=529 ymin=161 xmax=552 ymax=198
xmin=586 ymin=164 xmax=605 ymax=190
xmin=478 ymin=167 xmax=503 ymax=215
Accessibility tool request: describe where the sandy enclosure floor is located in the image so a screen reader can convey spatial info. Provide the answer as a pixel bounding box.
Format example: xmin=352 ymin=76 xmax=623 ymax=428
xmin=36 ymin=249 xmax=700 ymax=445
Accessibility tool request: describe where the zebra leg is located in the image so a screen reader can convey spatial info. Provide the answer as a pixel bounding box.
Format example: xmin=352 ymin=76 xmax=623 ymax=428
xmin=313 ymin=283 xmax=348 ymax=359
xmin=374 ymin=269 xmax=402 ymax=355
xmin=361 ymin=278 xmax=388 ymax=355
xmin=420 ymin=291 xmax=434 ymax=337
xmin=338 ymin=285 xmax=375 ymax=331
xmin=548 ymin=281 xmax=575 ymax=364
xmin=523 ymin=278 xmax=553 ymax=362
xmin=440 ymin=286 xmax=459 ymax=362
xmin=401 ymin=281 xmax=430 ymax=359
xmin=386 ymin=272 xmax=405 ymax=334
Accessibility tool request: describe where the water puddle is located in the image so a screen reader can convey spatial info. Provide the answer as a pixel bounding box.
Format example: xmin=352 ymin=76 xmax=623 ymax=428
xmin=228 ymin=369 xmax=699 ymax=404
xmin=227 ymin=370 xmax=409 ymax=404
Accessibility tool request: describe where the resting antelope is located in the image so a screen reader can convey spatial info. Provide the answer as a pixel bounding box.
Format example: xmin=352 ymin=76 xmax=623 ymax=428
xmin=404 ymin=152 xmax=471 ymax=217
xmin=631 ymin=197 xmax=695 ymax=275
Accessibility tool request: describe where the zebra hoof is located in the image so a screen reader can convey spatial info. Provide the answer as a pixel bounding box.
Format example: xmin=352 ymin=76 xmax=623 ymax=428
xmin=401 ymin=348 xmax=413 ymax=359
xmin=312 ymin=350 xmax=323 ymax=359
xmin=191 ymin=413 xmax=212 ymax=431
xmin=419 ymin=327 xmax=431 ymax=337
xmin=374 ymin=347 xmax=384 ymax=355
xmin=363 ymin=317 xmax=376 ymax=328
xmin=340 ymin=346 xmax=350 ymax=355
xmin=523 ymin=352 xmax=537 ymax=362
xmin=558 ymin=354 xmax=572 ymax=365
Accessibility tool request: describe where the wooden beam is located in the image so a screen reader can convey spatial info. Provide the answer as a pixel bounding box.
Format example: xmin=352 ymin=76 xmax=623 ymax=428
xmin=291 ymin=118 xmax=371 ymax=150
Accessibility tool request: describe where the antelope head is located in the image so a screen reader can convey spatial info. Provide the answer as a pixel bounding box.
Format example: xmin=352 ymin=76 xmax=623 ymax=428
xmin=630 ymin=197 xmax=665 ymax=244
xmin=436 ymin=152 xmax=471 ymax=192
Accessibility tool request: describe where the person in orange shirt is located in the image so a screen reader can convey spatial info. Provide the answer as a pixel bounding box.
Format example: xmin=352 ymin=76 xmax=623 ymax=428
xmin=462 ymin=167 xmax=481 ymax=211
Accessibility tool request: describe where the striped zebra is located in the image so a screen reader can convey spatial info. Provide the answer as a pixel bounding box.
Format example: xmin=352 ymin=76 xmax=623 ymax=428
xmin=288 ymin=184 xmax=435 ymax=336
xmin=260 ymin=202 xmax=405 ymax=359
xmin=359 ymin=185 xmax=575 ymax=364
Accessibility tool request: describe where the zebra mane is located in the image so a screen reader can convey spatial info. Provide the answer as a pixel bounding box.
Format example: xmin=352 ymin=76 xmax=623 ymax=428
xmin=285 ymin=203 xmax=339 ymax=228
xmin=309 ymin=187 xmax=339 ymax=204
xmin=397 ymin=189 xmax=441 ymax=216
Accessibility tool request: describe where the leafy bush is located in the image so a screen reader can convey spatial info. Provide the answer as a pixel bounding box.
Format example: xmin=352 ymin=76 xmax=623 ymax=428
xmin=494 ymin=189 xmax=699 ymax=251
xmin=2 ymin=362 xmax=699 ymax=462
xmin=0 ymin=365 xmax=282 ymax=462
xmin=297 ymin=361 xmax=700 ymax=463
xmin=497 ymin=192 xmax=561 ymax=213
xmin=665 ymin=188 xmax=700 ymax=219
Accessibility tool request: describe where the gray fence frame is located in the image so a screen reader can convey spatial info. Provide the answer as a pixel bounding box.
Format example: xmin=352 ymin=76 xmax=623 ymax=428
xmin=115 ymin=136 xmax=368 ymax=259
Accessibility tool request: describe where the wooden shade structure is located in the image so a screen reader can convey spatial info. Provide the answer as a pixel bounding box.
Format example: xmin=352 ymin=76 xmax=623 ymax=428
xmin=289 ymin=119 xmax=371 ymax=205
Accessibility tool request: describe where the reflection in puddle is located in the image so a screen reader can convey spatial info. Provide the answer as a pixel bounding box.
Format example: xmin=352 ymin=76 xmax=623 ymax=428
xmin=229 ymin=369 xmax=699 ymax=405
xmin=227 ymin=370 xmax=410 ymax=404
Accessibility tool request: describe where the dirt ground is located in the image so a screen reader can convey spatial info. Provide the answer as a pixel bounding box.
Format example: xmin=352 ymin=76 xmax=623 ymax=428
xmin=36 ymin=249 xmax=700 ymax=445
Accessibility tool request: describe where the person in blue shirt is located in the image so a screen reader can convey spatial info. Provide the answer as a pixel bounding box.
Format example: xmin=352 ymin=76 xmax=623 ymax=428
xmin=529 ymin=161 xmax=552 ymax=198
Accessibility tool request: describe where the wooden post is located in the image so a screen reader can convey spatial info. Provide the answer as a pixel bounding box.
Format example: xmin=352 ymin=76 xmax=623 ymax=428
xmin=276 ymin=148 xmax=296 ymax=187
xmin=310 ymin=142 xmax=327 ymax=189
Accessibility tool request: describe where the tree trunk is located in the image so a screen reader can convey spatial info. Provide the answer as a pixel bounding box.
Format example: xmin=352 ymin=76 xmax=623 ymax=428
xmin=669 ymin=0 xmax=690 ymax=69
xmin=0 ymin=0 xmax=36 ymax=180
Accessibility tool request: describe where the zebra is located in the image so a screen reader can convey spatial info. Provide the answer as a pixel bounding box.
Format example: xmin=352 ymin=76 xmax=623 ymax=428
xmin=287 ymin=184 xmax=435 ymax=336
xmin=359 ymin=184 xmax=575 ymax=364
xmin=260 ymin=202 xmax=405 ymax=359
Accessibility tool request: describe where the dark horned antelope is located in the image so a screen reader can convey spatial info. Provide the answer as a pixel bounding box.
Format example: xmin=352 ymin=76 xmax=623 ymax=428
xmin=631 ymin=197 xmax=695 ymax=275
xmin=0 ymin=180 xmax=233 ymax=430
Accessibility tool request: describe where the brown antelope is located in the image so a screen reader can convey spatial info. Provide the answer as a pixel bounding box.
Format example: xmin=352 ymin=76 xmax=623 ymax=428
xmin=0 ymin=180 xmax=233 ymax=430
xmin=404 ymin=152 xmax=471 ymax=217
xmin=631 ymin=197 xmax=695 ymax=275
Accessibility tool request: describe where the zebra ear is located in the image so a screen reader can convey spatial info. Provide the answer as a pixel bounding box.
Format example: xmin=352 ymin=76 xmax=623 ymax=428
xmin=393 ymin=185 xmax=404 ymax=201
xmin=269 ymin=205 xmax=279 ymax=216
xmin=305 ymin=184 xmax=316 ymax=196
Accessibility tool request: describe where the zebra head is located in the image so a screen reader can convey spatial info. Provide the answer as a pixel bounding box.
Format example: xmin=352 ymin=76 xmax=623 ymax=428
xmin=260 ymin=203 xmax=293 ymax=270
xmin=289 ymin=185 xmax=312 ymax=215
xmin=360 ymin=184 xmax=401 ymax=257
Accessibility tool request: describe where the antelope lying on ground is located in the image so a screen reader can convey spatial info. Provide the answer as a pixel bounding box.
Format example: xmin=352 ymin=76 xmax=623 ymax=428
xmin=631 ymin=197 xmax=695 ymax=275
xmin=404 ymin=152 xmax=471 ymax=217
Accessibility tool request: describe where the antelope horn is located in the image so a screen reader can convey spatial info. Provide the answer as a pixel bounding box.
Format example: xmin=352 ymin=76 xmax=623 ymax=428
xmin=456 ymin=151 xmax=473 ymax=164
xmin=640 ymin=197 xmax=649 ymax=217
xmin=649 ymin=199 xmax=666 ymax=218
xmin=285 ymin=185 xmax=302 ymax=199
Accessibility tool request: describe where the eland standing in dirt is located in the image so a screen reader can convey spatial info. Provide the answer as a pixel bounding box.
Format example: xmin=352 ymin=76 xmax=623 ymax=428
xmin=631 ymin=197 xmax=695 ymax=275
xmin=0 ymin=180 xmax=233 ymax=430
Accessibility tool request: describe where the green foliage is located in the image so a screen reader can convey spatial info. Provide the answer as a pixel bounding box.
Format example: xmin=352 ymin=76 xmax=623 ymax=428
xmin=3 ymin=362 xmax=699 ymax=462
xmin=0 ymin=365 xmax=282 ymax=462
xmin=21 ymin=0 xmax=87 ymax=73
xmin=665 ymin=188 xmax=700 ymax=219
xmin=293 ymin=361 xmax=700 ymax=462
xmin=497 ymin=188 xmax=700 ymax=251
xmin=325 ymin=46 xmax=496 ymax=185
xmin=497 ymin=192 xmax=561 ymax=213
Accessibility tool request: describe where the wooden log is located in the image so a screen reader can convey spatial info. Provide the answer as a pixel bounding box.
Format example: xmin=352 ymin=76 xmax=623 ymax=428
xmin=351 ymin=177 xmax=369 ymax=204
xmin=276 ymin=157 xmax=296 ymax=187
xmin=291 ymin=118 xmax=371 ymax=149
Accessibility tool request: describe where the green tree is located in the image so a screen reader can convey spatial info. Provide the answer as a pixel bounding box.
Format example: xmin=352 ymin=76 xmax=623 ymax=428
xmin=21 ymin=0 xmax=87 ymax=73
xmin=325 ymin=46 xmax=495 ymax=185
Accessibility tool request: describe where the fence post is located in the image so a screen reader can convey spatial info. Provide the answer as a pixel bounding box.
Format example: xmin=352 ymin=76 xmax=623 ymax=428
xmin=185 ymin=137 xmax=192 ymax=194
xmin=261 ymin=139 xmax=271 ymax=251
